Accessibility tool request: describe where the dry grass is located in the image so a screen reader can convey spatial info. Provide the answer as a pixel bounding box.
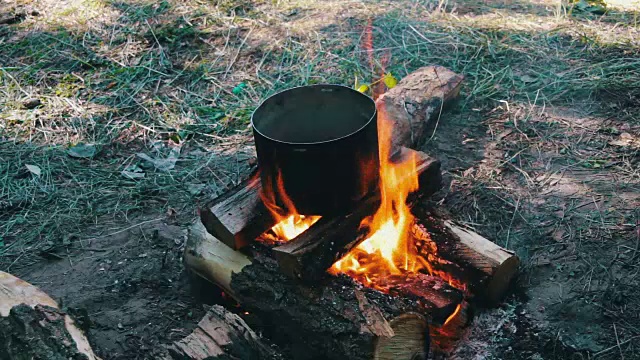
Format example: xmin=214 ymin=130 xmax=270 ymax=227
xmin=1 ymin=0 xmax=639 ymax=357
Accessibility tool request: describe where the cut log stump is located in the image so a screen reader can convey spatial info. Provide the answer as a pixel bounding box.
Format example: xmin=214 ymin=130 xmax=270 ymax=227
xmin=184 ymin=220 xmax=463 ymax=360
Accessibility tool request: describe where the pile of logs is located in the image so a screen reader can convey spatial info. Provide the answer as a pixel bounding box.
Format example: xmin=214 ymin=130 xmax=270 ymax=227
xmin=0 ymin=66 xmax=519 ymax=360
xmin=185 ymin=66 xmax=519 ymax=360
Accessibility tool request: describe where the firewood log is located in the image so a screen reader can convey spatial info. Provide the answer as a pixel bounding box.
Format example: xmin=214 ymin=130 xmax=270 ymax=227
xmin=0 ymin=271 xmax=100 ymax=360
xmin=184 ymin=220 xmax=463 ymax=360
xmin=200 ymin=148 xmax=441 ymax=250
xmin=376 ymin=65 xmax=464 ymax=150
xmin=168 ymin=305 xmax=281 ymax=360
xmin=412 ymin=207 xmax=520 ymax=305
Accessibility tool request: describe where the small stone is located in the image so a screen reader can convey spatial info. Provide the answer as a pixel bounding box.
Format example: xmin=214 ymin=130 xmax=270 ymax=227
xmin=22 ymin=98 xmax=42 ymax=109
xmin=117 ymin=323 xmax=123 ymax=329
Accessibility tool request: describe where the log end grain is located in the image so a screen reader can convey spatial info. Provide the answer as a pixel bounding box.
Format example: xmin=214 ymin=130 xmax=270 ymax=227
xmin=373 ymin=313 xmax=428 ymax=360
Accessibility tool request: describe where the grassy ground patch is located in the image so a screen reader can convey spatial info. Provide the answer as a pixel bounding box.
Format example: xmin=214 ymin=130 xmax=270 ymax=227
xmin=1 ymin=0 xmax=639 ymax=358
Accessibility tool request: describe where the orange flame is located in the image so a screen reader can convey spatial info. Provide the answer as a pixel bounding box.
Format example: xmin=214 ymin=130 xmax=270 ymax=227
xmin=259 ymin=169 xmax=320 ymax=242
xmin=330 ymin=102 xmax=426 ymax=286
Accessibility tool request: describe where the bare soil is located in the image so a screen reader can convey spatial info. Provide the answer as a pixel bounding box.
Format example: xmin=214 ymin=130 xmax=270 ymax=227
xmin=14 ymin=218 xmax=211 ymax=359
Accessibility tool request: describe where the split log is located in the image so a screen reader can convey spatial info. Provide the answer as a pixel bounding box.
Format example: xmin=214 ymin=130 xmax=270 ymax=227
xmin=412 ymin=208 xmax=520 ymax=305
xmin=201 ymin=147 xmax=441 ymax=250
xmin=0 ymin=271 xmax=100 ymax=360
xmin=273 ymin=148 xmax=440 ymax=281
xmin=184 ymin=220 xmax=463 ymax=360
xmin=199 ymin=171 xmax=271 ymax=249
xmin=168 ymin=305 xmax=280 ymax=360
xmin=377 ymin=66 xmax=464 ymax=150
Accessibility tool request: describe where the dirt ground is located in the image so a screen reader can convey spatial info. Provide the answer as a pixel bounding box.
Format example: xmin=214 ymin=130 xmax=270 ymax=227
xmin=1 ymin=0 xmax=639 ymax=359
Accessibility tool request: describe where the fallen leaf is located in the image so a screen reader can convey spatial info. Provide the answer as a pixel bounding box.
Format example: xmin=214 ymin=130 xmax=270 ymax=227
xmin=22 ymin=98 xmax=42 ymax=109
xmin=383 ymin=73 xmax=397 ymax=89
xmin=121 ymin=165 xmax=145 ymax=180
xmin=520 ymin=74 xmax=536 ymax=83
xmin=187 ymin=183 xmax=206 ymax=196
xmin=610 ymin=132 xmax=640 ymax=148
xmin=67 ymin=143 xmax=97 ymax=159
xmin=137 ymin=147 xmax=180 ymax=172
xmin=25 ymin=164 xmax=41 ymax=176
xmin=357 ymin=84 xmax=369 ymax=93
xmin=552 ymin=229 xmax=566 ymax=242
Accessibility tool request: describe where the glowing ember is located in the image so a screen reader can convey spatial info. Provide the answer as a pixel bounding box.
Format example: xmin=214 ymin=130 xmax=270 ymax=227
xmin=443 ymin=304 xmax=462 ymax=326
xmin=259 ymin=169 xmax=320 ymax=242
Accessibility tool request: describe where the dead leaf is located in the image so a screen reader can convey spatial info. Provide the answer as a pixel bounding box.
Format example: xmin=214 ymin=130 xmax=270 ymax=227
xmin=552 ymin=229 xmax=566 ymax=242
xmin=137 ymin=147 xmax=180 ymax=172
xmin=67 ymin=143 xmax=97 ymax=159
xmin=121 ymin=165 xmax=145 ymax=180
xmin=25 ymin=164 xmax=41 ymax=176
xmin=520 ymin=75 xmax=536 ymax=83
xmin=187 ymin=183 xmax=206 ymax=196
xmin=610 ymin=132 xmax=640 ymax=148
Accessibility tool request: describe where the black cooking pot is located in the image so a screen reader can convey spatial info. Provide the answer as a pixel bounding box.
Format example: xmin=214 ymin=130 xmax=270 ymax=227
xmin=252 ymin=85 xmax=379 ymax=216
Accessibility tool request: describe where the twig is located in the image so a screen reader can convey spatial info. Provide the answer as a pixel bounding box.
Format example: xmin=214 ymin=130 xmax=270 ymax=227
xmin=145 ymin=19 xmax=167 ymax=61
xmin=426 ymin=67 xmax=445 ymax=144
xmin=614 ymin=323 xmax=625 ymax=360
xmin=224 ymin=28 xmax=254 ymax=79
xmin=505 ymin=197 xmax=521 ymax=248
xmin=81 ymin=218 xmax=164 ymax=243
xmin=593 ymin=335 xmax=640 ymax=358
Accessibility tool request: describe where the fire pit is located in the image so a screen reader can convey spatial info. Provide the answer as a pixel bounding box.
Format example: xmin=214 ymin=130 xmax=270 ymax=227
xmin=187 ymin=66 xmax=519 ymax=360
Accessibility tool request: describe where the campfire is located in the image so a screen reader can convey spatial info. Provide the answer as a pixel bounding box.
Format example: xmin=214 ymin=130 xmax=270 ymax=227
xmin=189 ymin=65 xmax=519 ymax=360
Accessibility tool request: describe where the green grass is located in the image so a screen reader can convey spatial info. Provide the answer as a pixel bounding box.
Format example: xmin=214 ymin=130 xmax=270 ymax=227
xmin=0 ymin=0 xmax=639 ymax=355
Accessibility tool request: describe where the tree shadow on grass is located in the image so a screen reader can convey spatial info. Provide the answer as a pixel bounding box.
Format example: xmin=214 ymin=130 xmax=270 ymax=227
xmin=0 ymin=0 xmax=639 ymax=358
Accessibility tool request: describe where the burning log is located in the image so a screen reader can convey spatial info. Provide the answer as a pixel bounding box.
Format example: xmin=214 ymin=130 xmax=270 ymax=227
xmin=0 ymin=271 xmax=100 ymax=360
xmin=272 ymin=148 xmax=440 ymax=281
xmin=412 ymin=208 xmax=520 ymax=305
xmin=200 ymin=147 xmax=440 ymax=250
xmin=184 ymin=220 xmax=463 ymax=360
xmin=168 ymin=305 xmax=281 ymax=360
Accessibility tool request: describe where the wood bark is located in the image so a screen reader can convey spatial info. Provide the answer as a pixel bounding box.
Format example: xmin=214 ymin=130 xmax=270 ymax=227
xmin=377 ymin=66 xmax=464 ymax=150
xmin=411 ymin=207 xmax=520 ymax=305
xmin=184 ymin=220 xmax=463 ymax=360
xmin=272 ymin=148 xmax=441 ymax=282
xmin=0 ymin=271 xmax=99 ymax=360
xmin=168 ymin=305 xmax=280 ymax=360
